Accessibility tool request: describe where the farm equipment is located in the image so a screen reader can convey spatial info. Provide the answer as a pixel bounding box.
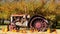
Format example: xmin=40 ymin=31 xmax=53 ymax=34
xmin=7 ymin=14 xmax=56 ymax=32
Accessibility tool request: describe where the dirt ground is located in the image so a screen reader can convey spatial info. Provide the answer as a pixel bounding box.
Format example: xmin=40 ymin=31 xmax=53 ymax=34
xmin=0 ymin=29 xmax=59 ymax=34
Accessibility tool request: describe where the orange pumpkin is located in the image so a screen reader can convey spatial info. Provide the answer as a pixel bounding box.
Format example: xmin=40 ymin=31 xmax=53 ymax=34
xmin=12 ymin=29 xmax=17 ymax=32
xmin=4 ymin=28 xmax=8 ymax=32
xmin=30 ymin=29 xmax=34 ymax=33
xmin=19 ymin=30 xmax=23 ymax=33
xmin=2 ymin=28 xmax=5 ymax=32
xmin=2 ymin=28 xmax=8 ymax=32
xmin=23 ymin=30 xmax=27 ymax=33
xmin=47 ymin=28 xmax=51 ymax=33
xmin=34 ymin=29 xmax=38 ymax=32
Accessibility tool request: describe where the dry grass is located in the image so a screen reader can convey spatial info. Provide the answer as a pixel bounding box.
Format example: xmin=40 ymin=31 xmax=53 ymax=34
xmin=0 ymin=29 xmax=58 ymax=34
xmin=0 ymin=25 xmax=59 ymax=34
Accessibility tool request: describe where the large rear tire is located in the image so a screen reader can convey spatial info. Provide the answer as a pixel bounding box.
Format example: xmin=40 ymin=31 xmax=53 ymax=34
xmin=28 ymin=15 xmax=48 ymax=31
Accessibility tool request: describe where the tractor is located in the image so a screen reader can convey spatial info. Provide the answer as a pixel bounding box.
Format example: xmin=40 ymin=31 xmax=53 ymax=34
xmin=7 ymin=14 xmax=56 ymax=32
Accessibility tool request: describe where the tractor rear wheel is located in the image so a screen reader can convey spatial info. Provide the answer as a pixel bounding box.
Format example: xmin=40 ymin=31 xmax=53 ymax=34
xmin=28 ymin=15 xmax=48 ymax=31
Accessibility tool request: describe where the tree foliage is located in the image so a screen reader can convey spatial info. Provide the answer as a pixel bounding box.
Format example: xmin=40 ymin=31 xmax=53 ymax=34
xmin=0 ymin=0 xmax=60 ymax=21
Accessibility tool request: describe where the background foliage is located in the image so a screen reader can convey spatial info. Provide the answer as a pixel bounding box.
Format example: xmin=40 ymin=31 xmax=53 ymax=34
xmin=0 ymin=0 xmax=60 ymax=27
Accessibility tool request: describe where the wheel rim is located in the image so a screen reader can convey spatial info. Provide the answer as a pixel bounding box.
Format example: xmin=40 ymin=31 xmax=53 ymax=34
xmin=34 ymin=21 xmax=42 ymax=29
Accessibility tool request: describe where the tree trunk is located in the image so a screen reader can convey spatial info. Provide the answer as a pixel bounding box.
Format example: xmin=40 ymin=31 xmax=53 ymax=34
xmin=1 ymin=19 xmax=4 ymax=25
